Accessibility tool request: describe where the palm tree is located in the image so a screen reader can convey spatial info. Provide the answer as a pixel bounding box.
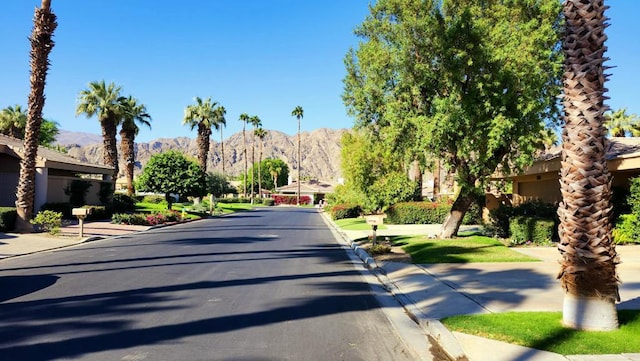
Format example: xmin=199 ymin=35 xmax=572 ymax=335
xmin=254 ymin=127 xmax=267 ymax=200
xmin=269 ymin=162 xmax=282 ymax=190
xmin=213 ymin=105 xmax=227 ymax=174
xmin=291 ymin=106 xmax=304 ymax=205
xmin=604 ymin=108 xmax=640 ymax=137
xmin=249 ymin=115 xmax=262 ymax=203
xmin=14 ymin=0 xmax=57 ymax=232
xmin=76 ymin=80 xmax=125 ymax=182
xmin=183 ymin=97 xmax=217 ymax=172
xmin=239 ymin=113 xmax=250 ymax=197
xmin=557 ymin=0 xmax=619 ymax=331
xmin=0 ymin=105 xmax=27 ymax=138
xmin=119 ymin=96 xmax=151 ymax=196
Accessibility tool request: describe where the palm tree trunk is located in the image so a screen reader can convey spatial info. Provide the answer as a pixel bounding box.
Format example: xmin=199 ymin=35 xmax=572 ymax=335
xmin=558 ymin=0 xmax=619 ymax=331
xmin=258 ymin=141 xmax=263 ymax=200
xmin=243 ymin=126 xmax=247 ymax=197
xmin=15 ymin=0 xmax=57 ymax=232
xmin=297 ymin=119 xmax=301 ymax=206
xmin=220 ymin=127 xmax=225 ymax=175
xmin=120 ymin=129 xmax=136 ymax=196
xmin=251 ymin=134 xmax=255 ymax=203
xmin=196 ymin=123 xmax=211 ymax=171
xmin=101 ymin=118 xmax=119 ymax=181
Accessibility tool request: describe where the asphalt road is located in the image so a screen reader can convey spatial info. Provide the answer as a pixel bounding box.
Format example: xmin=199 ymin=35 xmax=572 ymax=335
xmin=0 ymin=207 xmax=437 ymax=361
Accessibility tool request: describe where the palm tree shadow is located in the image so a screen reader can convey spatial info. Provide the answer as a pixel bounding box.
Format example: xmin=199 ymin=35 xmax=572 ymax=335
xmin=0 ymin=275 xmax=59 ymax=302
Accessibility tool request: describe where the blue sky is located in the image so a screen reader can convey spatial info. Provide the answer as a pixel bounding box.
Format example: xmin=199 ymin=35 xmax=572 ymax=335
xmin=1 ymin=1 xmax=639 ymax=143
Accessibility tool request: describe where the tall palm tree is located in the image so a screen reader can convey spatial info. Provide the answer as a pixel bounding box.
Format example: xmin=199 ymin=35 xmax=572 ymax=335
xmin=119 ymin=96 xmax=151 ymax=196
xmin=183 ymin=96 xmax=217 ymax=172
xmin=291 ymin=106 xmax=304 ymax=205
xmin=557 ymin=0 xmax=619 ymax=331
xmin=254 ymin=127 xmax=267 ymax=200
xmin=239 ymin=113 xmax=250 ymax=197
xmin=15 ymin=0 xmax=57 ymax=232
xmin=249 ymin=115 xmax=262 ymax=203
xmin=604 ymin=108 xmax=640 ymax=137
xmin=0 ymin=105 xmax=27 ymax=138
xmin=213 ymin=105 xmax=227 ymax=174
xmin=76 ymin=80 xmax=125 ymax=182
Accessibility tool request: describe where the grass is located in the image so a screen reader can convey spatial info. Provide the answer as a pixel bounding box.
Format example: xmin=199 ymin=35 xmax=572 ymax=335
xmin=441 ymin=310 xmax=640 ymax=355
xmin=393 ymin=234 xmax=539 ymax=263
xmin=334 ymin=217 xmax=387 ymax=231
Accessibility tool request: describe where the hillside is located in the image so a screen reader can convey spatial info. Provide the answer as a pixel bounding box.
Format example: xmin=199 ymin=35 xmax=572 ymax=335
xmin=58 ymin=128 xmax=346 ymax=181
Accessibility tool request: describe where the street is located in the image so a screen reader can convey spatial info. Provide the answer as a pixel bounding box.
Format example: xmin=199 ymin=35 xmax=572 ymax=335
xmin=0 ymin=207 xmax=438 ymax=361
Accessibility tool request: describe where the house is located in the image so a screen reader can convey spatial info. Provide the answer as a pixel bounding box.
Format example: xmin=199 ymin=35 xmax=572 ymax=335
xmin=504 ymin=137 xmax=640 ymax=206
xmin=0 ymin=134 xmax=114 ymax=211
xmin=275 ymin=179 xmax=337 ymax=204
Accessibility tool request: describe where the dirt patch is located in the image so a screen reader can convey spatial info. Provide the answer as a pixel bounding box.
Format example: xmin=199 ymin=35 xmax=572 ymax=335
xmin=356 ymin=240 xmax=413 ymax=263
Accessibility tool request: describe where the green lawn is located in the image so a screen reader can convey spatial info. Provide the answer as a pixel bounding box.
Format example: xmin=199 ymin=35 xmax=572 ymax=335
xmin=334 ymin=217 xmax=387 ymax=231
xmin=393 ymin=234 xmax=538 ymax=263
xmin=441 ymin=310 xmax=640 ymax=355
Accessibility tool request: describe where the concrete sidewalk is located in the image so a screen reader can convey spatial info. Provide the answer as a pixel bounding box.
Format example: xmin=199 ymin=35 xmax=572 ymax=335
xmin=0 ymin=220 xmax=149 ymax=259
xmin=324 ymin=215 xmax=640 ymax=361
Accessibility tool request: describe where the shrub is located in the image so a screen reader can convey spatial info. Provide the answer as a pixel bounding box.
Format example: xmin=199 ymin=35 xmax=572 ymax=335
xmin=630 ymin=176 xmax=640 ymax=217
xmin=111 ymin=213 xmax=148 ymax=225
xmin=64 ymin=179 xmax=92 ymax=206
xmin=217 ymin=197 xmax=251 ymax=204
xmin=0 ymin=207 xmax=17 ymax=232
xmin=141 ymin=195 xmax=167 ymax=204
xmin=612 ymin=214 xmax=639 ymax=245
xmin=386 ymin=201 xmax=450 ymax=224
xmin=508 ymin=216 xmax=554 ymax=246
xmin=329 ymin=204 xmax=362 ymax=220
xmin=489 ymin=200 xmax=558 ymax=238
xmin=30 ymin=210 xmax=63 ymax=235
xmin=40 ymin=202 xmax=73 ymax=219
xmin=111 ymin=193 xmax=137 ymax=213
xmin=263 ymin=198 xmax=275 ymax=206
xmin=85 ymin=206 xmax=110 ymax=221
xmin=272 ymin=195 xmax=311 ymax=205
xmin=370 ymin=243 xmax=392 ymax=255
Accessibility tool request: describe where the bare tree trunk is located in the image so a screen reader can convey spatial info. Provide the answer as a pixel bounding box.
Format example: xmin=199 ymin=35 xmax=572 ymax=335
xmin=15 ymin=0 xmax=57 ymax=232
xmin=439 ymin=188 xmax=474 ymax=239
xmin=433 ymin=159 xmax=441 ymax=200
xmin=220 ymin=127 xmax=225 ymax=175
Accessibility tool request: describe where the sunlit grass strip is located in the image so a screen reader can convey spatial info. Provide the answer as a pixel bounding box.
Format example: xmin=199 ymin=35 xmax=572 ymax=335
xmin=334 ymin=217 xmax=387 ymax=231
xmin=441 ymin=310 xmax=640 ymax=355
xmin=394 ymin=235 xmax=539 ymax=263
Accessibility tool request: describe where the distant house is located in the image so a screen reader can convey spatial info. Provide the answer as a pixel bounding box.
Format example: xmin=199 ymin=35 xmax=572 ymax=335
xmin=504 ymin=137 xmax=640 ymax=206
xmin=275 ymin=180 xmax=337 ymax=204
xmin=0 ymin=134 xmax=114 ymax=210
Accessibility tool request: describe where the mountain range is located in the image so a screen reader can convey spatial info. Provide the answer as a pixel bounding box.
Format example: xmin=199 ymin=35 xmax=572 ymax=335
xmin=56 ymin=128 xmax=346 ymax=181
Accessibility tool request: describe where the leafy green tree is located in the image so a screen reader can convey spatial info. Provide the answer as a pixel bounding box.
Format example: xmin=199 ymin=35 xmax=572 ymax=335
xmin=137 ymin=150 xmax=206 ymax=210
xmin=344 ymin=0 xmax=563 ymax=237
xmin=247 ymin=158 xmax=289 ymax=192
xmin=120 ymin=96 xmax=151 ymax=196
xmin=206 ymin=172 xmax=234 ymax=198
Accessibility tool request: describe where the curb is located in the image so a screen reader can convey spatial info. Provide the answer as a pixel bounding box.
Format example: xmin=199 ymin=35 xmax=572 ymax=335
xmin=319 ymin=212 xmax=468 ymax=361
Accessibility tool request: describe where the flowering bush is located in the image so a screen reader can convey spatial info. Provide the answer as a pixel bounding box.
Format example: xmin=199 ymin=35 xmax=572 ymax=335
xmin=112 ymin=210 xmax=181 ymax=226
xmin=272 ymin=195 xmax=311 ymax=205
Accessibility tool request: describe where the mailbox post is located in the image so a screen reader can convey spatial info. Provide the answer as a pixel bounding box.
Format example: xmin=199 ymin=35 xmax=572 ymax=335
xmin=364 ymin=214 xmax=385 ymax=246
xmin=72 ymin=208 xmax=91 ymax=238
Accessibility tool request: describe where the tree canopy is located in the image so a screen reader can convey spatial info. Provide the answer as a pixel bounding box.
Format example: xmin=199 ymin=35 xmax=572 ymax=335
xmin=0 ymin=104 xmax=59 ymax=146
xmin=343 ymin=0 xmax=563 ymax=237
xmin=137 ymin=150 xmax=206 ymax=209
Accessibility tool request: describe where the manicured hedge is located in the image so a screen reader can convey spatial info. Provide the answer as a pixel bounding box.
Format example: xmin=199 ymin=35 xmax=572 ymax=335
xmin=386 ymin=201 xmax=450 ymax=224
xmin=508 ymin=216 xmax=554 ymax=246
xmin=272 ymin=195 xmax=311 ymax=206
xmin=0 ymin=207 xmax=17 ymax=232
xmin=329 ymin=204 xmax=362 ymax=220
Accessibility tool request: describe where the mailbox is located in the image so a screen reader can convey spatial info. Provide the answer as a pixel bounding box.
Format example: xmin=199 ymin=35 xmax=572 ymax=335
xmin=72 ymin=208 xmax=91 ymax=217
